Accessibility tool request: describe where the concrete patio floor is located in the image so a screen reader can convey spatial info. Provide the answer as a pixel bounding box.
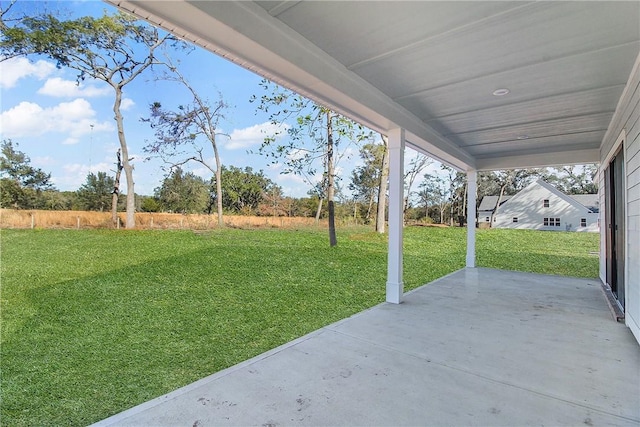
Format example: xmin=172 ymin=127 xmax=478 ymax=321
xmin=95 ymin=268 xmax=639 ymax=426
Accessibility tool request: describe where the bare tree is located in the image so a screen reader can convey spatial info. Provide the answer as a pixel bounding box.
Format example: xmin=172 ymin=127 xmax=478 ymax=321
xmin=143 ymin=62 xmax=228 ymax=226
xmin=403 ymin=153 xmax=432 ymax=224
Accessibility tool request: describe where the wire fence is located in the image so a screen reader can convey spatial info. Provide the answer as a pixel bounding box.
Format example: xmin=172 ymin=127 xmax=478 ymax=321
xmin=0 ymin=209 xmax=327 ymax=230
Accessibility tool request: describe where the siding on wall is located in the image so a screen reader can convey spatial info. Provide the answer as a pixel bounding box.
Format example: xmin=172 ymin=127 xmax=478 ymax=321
xmin=600 ymin=51 xmax=640 ymax=344
xmin=493 ymin=181 xmax=598 ymax=231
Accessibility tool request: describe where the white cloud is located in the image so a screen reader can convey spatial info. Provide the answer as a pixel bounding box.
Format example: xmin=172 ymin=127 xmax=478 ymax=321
xmin=63 ymin=162 xmax=113 ymax=175
xmin=277 ymin=173 xmax=307 ymax=185
xmin=192 ymin=166 xmax=214 ymax=179
xmin=0 ymin=57 xmax=55 ymax=88
xmin=32 ymin=156 xmax=57 ymax=167
xmin=226 ymin=122 xmax=289 ymax=150
xmin=37 ymin=77 xmax=111 ymax=98
xmin=275 ymin=172 xmax=324 ymax=198
xmin=120 ymin=98 xmax=135 ymax=111
xmin=0 ymin=99 xmax=113 ymax=142
xmin=276 ymin=170 xmax=323 ymax=187
xmin=53 ymin=162 xmax=113 ymax=189
xmin=62 ymin=137 xmax=81 ymax=145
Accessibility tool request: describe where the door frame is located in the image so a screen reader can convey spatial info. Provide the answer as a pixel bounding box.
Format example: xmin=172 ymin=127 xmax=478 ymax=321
xmin=602 ymin=130 xmax=627 ymax=311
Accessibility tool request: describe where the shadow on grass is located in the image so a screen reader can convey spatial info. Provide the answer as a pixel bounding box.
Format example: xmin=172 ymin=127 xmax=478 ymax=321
xmin=2 ymin=240 xmax=393 ymax=426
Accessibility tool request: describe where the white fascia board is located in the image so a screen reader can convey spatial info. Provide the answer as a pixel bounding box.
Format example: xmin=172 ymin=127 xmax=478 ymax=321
xmin=475 ymin=148 xmax=600 ymax=171
xmin=106 ymin=0 xmax=475 ymax=171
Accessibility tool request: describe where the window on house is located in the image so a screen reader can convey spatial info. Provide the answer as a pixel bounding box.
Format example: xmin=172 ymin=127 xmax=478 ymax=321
xmin=543 ymin=199 xmax=550 ymax=208
xmin=545 ymin=217 xmax=560 ymax=226
xmin=485 ymin=217 xmax=490 ymax=222
xmin=581 ymin=218 xmax=587 ymax=227
xmin=512 ymin=217 xmax=518 ymax=223
xmin=493 ymin=217 xmax=496 ymax=222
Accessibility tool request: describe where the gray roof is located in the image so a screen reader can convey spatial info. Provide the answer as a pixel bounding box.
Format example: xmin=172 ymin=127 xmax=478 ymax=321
xmin=569 ymin=194 xmax=599 ymax=213
xmin=478 ymin=195 xmax=512 ymax=212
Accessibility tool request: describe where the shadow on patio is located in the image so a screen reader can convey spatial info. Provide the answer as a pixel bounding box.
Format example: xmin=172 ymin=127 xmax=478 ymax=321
xmin=95 ymin=268 xmax=639 ymax=426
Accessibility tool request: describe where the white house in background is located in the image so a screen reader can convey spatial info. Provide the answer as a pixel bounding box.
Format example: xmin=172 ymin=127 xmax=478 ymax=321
xmin=477 ymin=195 xmax=511 ymax=225
xmin=492 ymin=180 xmax=599 ymax=232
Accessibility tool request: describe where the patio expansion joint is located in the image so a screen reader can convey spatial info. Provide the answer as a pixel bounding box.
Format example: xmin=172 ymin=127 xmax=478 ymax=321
xmin=323 ymin=326 xmax=640 ymax=424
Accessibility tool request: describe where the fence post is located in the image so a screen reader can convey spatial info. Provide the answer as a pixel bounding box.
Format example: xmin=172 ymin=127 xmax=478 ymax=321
xmin=117 ymin=217 xmax=120 ymax=229
xmin=150 ymin=216 xmax=153 ymax=229
xmin=77 ymin=216 xmax=80 ymax=230
xmin=31 ymin=213 xmax=35 ymax=229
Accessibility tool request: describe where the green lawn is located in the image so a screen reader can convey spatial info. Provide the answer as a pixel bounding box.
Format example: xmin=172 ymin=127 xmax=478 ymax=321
xmin=0 ymin=227 xmax=599 ymax=426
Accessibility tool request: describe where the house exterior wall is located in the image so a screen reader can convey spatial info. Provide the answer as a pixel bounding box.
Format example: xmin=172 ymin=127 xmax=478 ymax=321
xmin=599 ymin=51 xmax=640 ymax=344
xmin=478 ymin=211 xmax=493 ymax=223
xmin=493 ymin=183 xmax=598 ymax=232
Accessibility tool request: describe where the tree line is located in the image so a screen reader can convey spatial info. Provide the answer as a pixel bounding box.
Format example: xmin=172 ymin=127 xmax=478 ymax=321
xmin=1 ymin=137 xmax=597 ymax=225
xmin=0 ymin=139 xmax=313 ymax=217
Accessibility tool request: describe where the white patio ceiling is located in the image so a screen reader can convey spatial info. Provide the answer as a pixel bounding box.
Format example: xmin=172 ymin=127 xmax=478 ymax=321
xmin=106 ymin=1 xmax=640 ymax=171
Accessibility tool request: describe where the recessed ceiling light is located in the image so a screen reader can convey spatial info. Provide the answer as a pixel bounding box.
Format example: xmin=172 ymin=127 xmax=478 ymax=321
xmin=517 ymin=135 xmax=529 ymax=140
xmin=492 ymin=88 xmax=510 ymax=96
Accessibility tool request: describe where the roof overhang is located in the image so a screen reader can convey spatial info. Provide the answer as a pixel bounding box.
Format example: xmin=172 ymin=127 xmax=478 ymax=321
xmin=105 ymin=1 xmax=640 ymax=172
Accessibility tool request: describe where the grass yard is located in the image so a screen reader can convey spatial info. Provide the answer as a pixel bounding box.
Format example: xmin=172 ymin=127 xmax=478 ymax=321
xmin=0 ymin=227 xmax=599 ymax=426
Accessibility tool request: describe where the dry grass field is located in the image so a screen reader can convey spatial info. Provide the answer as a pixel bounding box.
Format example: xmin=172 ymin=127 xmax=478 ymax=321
xmin=0 ymin=209 xmax=325 ymax=230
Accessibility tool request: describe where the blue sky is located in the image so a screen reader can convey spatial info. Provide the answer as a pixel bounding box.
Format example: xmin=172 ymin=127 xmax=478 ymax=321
xmin=0 ymin=0 xmax=438 ymax=198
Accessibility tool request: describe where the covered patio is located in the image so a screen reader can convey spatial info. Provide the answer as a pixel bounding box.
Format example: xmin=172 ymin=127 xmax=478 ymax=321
xmin=98 ymin=1 xmax=640 ymax=424
xmin=95 ymin=268 xmax=639 ymax=426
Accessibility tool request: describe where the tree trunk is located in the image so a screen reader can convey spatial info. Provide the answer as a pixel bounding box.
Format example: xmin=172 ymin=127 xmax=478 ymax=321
xmin=366 ymin=194 xmax=374 ymax=221
xmin=315 ymin=197 xmax=323 ymax=224
xmin=450 ymin=202 xmax=455 ymax=226
xmin=463 ymin=183 xmax=468 ymax=224
xmin=211 ymin=136 xmax=224 ymax=226
xmin=215 ymin=164 xmax=224 ymax=226
xmin=327 ymin=110 xmax=337 ymax=246
xmin=492 ymin=171 xmax=515 ymax=225
xmin=492 ymin=184 xmax=507 ymax=225
xmin=113 ymin=88 xmax=135 ymax=229
xmin=111 ymin=149 xmax=123 ymax=226
xmin=376 ymin=135 xmax=389 ymax=233
xmin=403 ymin=195 xmax=409 ymax=226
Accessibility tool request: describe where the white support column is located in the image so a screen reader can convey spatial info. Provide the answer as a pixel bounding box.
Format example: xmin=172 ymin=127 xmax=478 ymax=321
xmin=466 ymin=169 xmax=477 ymax=268
xmin=386 ymin=128 xmax=405 ymax=303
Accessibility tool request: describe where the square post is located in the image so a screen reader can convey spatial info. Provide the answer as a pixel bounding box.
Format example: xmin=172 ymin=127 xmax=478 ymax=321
xmin=387 ymin=128 xmax=405 ymax=303
xmin=466 ymin=169 xmax=477 ymax=268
